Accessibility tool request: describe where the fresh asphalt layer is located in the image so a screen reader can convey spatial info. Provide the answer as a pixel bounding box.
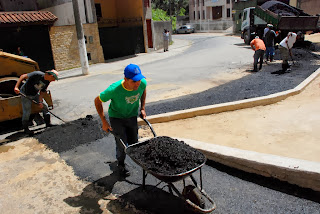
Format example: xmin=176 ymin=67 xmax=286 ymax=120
xmin=56 ymin=36 xmax=320 ymax=192
xmin=142 ymin=69 xmax=320 ymax=192
xmin=135 ymin=45 xmax=320 ymax=192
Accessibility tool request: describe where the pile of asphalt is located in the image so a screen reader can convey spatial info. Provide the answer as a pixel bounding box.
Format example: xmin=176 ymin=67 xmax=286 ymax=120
xmin=146 ymin=47 xmax=319 ymax=115
xmin=129 ymin=136 xmax=205 ymax=175
xmin=34 ymin=115 xmax=104 ymax=153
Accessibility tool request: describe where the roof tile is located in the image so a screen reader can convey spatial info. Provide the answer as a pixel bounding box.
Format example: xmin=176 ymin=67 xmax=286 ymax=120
xmin=0 ymin=11 xmax=58 ymax=26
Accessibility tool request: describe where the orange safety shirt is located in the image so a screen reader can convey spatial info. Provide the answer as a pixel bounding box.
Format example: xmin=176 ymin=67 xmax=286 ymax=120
xmin=250 ymin=38 xmax=266 ymax=51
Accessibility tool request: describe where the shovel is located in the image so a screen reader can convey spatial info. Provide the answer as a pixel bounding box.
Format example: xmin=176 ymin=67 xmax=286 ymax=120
xmin=19 ymin=92 xmax=67 ymax=124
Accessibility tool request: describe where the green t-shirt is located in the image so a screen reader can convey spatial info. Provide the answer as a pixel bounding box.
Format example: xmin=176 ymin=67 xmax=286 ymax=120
xmin=99 ymin=78 xmax=147 ymax=118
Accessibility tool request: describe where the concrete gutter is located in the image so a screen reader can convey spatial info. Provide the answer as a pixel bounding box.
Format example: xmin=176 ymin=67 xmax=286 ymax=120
xmin=138 ymin=68 xmax=320 ymax=192
xmin=183 ymin=138 xmax=320 ymax=192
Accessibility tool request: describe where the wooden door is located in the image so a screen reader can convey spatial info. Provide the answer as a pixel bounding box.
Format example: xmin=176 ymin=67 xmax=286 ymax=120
xmin=146 ymin=19 xmax=153 ymax=48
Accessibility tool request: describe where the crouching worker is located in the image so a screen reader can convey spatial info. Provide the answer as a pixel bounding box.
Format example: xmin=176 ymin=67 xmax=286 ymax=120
xmin=94 ymin=64 xmax=147 ymax=177
xmin=278 ymin=32 xmax=302 ymax=73
xmin=14 ymin=70 xmax=59 ymax=136
xmin=250 ymin=36 xmax=266 ymax=72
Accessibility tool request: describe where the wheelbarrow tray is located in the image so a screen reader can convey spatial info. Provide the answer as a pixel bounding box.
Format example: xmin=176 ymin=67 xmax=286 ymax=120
xmin=126 ymin=136 xmax=207 ymax=183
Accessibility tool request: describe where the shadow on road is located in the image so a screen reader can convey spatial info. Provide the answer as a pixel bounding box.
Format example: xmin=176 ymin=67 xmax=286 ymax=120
xmin=64 ymin=161 xmax=199 ymax=214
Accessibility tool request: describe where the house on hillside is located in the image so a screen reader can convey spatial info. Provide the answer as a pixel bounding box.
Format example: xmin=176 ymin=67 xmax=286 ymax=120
xmin=189 ymin=0 xmax=233 ymax=31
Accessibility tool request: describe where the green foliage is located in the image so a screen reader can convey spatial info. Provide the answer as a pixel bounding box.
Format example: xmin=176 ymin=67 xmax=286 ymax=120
xmin=152 ymin=0 xmax=189 ymax=16
xmin=152 ymin=8 xmax=177 ymax=30
xmin=178 ymin=8 xmax=186 ymax=16
xmin=152 ymin=8 xmax=170 ymax=21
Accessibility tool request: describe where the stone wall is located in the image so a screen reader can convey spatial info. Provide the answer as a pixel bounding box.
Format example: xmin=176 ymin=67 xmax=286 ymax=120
xmin=152 ymin=21 xmax=172 ymax=51
xmin=49 ymin=23 xmax=104 ymax=71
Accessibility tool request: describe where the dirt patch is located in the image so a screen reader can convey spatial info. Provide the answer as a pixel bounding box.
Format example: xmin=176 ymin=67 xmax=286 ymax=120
xmin=0 ymin=138 xmax=88 ymax=213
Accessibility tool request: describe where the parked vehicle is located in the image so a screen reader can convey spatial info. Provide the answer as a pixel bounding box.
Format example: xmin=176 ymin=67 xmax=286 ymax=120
xmin=176 ymin=25 xmax=195 ymax=34
xmin=0 ymin=51 xmax=53 ymax=122
xmin=241 ymin=1 xmax=319 ymax=44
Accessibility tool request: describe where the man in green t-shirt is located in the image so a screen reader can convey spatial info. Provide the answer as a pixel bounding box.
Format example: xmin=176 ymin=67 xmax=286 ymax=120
xmin=94 ymin=64 xmax=147 ymax=176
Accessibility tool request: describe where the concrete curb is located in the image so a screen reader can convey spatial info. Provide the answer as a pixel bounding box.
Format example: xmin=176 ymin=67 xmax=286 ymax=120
xmin=182 ymin=138 xmax=320 ymax=192
xmin=138 ymin=68 xmax=320 ymax=192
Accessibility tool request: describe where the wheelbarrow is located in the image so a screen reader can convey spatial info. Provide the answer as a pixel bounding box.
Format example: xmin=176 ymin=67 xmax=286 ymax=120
xmin=111 ymin=117 xmax=216 ymax=213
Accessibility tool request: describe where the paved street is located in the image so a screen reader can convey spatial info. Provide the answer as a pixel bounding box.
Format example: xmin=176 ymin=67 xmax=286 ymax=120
xmin=49 ymin=33 xmax=253 ymax=121
xmin=1 ymin=33 xmax=320 ymax=213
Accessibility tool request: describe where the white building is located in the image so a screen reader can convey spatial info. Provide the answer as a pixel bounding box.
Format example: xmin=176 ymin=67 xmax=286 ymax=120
xmin=189 ymin=0 xmax=233 ymax=31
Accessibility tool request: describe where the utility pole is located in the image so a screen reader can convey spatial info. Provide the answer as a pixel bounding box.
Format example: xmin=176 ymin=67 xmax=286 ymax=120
xmin=72 ymin=0 xmax=89 ymax=75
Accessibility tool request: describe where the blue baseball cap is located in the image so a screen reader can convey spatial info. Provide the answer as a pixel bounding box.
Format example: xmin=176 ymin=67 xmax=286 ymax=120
xmin=124 ymin=64 xmax=145 ymax=81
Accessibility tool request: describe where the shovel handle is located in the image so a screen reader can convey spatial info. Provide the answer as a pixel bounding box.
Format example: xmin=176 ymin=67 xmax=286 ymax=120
xmin=109 ymin=131 xmax=128 ymax=149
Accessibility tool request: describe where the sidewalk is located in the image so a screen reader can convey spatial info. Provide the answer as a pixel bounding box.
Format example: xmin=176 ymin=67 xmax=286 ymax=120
xmin=58 ymin=38 xmax=192 ymax=79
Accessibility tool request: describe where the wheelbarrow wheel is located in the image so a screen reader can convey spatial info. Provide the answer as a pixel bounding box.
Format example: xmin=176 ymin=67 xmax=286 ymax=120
xmin=182 ymin=185 xmax=205 ymax=209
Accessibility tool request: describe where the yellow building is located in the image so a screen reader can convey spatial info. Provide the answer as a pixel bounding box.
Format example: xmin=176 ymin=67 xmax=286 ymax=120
xmin=95 ymin=0 xmax=153 ymax=59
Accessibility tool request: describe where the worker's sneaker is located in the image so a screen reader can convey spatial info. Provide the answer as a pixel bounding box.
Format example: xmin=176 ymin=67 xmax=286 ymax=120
xmin=24 ymin=128 xmax=34 ymax=136
xmin=117 ymin=162 xmax=130 ymax=177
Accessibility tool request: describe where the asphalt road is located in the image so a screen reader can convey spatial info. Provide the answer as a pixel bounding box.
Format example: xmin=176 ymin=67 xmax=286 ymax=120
xmin=46 ymin=34 xmax=254 ymax=121
xmin=2 ymin=34 xmax=320 ymax=213
xmin=55 ymin=130 xmax=320 ymax=214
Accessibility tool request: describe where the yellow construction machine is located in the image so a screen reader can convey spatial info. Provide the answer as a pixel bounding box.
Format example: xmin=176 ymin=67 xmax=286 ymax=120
xmin=0 ymin=51 xmax=53 ymax=122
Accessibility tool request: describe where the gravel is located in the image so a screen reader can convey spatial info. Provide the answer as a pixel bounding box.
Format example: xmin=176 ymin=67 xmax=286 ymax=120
xmin=146 ymin=47 xmax=320 ymax=115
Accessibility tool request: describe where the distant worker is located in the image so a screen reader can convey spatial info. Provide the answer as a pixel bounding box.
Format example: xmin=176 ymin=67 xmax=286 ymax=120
xmin=14 ymin=70 xmax=59 ymax=135
xmin=263 ymin=24 xmax=271 ymax=38
xmin=163 ymin=29 xmax=170 ymax=52
xmin=250 ymin=36 xmax=266 ymax=72
xmin=94 ymin=64 xmax=147 ymax=177
xmin=278 ymin=32 xmax=302 ymax=73
xmin=264 ymin=24 xmax=279 ymax=62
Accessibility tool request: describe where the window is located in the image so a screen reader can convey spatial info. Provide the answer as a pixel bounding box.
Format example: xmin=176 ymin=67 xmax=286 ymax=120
xmin=203 ymin=10 xmax=205 ymax=19
xmin=203 ymin=0 xmax=205 ymax=6
xmin=242 ymin=11 xmax=247 ymax=21
xmin=194 ymin=11 xmax=196 ymax=19
xmin=227 ymin=8 xmax=230 ymax=18
xmin=198 ymin=11 xmax=200 ymax=19
xmin=89 ymin=36 xmax=94 ymax=44
xmin=227 ymin=0 xmax=230 ymax=4
xmin=197 ymin=0 xmax=199 ymax=5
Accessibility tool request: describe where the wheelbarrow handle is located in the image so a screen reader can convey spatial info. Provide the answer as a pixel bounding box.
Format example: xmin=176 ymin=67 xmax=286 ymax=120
xmin=139 ymin=115 xmax=157 ymax=137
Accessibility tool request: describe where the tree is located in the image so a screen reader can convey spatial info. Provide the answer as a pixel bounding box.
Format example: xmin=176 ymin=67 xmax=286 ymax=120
xmin=152 ymin=0 xmax=189 ymax=16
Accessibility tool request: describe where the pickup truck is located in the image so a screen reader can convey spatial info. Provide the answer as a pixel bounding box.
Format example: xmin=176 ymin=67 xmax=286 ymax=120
xmin=241 ymin=1 xmax=319 ymax=44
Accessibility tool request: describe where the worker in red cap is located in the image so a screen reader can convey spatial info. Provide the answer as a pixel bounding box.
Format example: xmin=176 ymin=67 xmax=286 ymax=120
xmin=14 ymin=69 xmax=59 ymax=135
xmin=94 ymin=63 xmax=147 ymax=177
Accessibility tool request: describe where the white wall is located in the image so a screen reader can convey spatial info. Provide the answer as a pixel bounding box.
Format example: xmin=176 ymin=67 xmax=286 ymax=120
xmin=41 ymin=1 xmax=88 ymax=26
